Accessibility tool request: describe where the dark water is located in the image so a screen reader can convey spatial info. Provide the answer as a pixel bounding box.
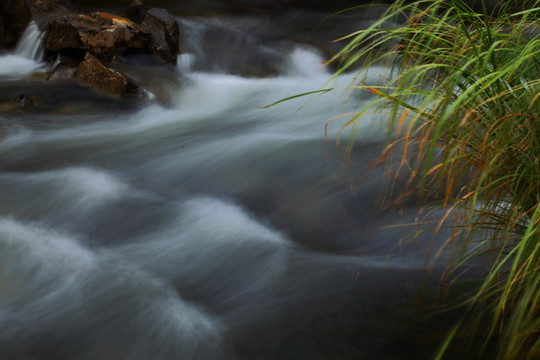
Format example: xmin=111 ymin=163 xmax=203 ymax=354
xmin=0 ymin=3 xmax=483 ymax=359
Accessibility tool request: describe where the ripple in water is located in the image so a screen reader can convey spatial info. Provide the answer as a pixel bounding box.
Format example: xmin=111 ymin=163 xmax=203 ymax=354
xmin=0 ymin=218 xmax=224 ymax=360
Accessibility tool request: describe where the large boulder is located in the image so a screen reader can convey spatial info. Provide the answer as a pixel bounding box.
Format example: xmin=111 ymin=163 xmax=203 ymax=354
xmin=73 ymin=52 xmax=141 ymax=96
xmin=45 ymin=12 xmax=152 ymax=62
xmin=0 ymin=0 xmax=60 ymax=47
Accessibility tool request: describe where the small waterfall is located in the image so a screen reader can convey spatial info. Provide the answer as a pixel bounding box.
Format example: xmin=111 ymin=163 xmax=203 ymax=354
xmin=286 ymin=47 xmax=328 ymax=78
xmin=14 ymin=21 xmax=45 ymax=62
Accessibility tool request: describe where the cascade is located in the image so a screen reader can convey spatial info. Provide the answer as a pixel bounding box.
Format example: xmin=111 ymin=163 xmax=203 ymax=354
xmin=14 ymin=21 xmax=45 ymax=62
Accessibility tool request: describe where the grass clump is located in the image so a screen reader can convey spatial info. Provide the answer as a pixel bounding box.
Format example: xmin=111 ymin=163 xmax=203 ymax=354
xmin=328 ymin=0 xmax=540 ymax=358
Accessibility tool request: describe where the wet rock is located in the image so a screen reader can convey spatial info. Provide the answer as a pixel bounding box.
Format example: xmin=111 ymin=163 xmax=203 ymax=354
xmin=140 ymin=8 xmax=180 ymax=65
xmin=44 ymin=7 xmax=180 ymax=99
xmin=16 ymin=94 xmax=35 ymax=110
xmin=0 ymin=14 xmax=10 ymax=46
xmin=0 ymin=0 xmax=32 ymax=47
xmin=74 ymin=52 xmax=141 ymax=96
xmin=48 ymin=63 xmax=77 ymax=81
xmin=27 ymin=0 xmax=61 ymax=14
xmin=122 ymin=2 xmax=180 ymax=65
xmin=122 ymin=0 xmax=148 ymax=24
xmin=45 ymin=12 xmax=152 ymax=63
xmin=0 ymin=0 xmax=60 ymax=47
xmin=111 ymin=62 xmax=181 ymax=105
xmin=45 ymin=8 xmax=180 ymax=65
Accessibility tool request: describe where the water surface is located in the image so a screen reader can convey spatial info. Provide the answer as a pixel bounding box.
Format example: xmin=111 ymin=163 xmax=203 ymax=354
xmin=0 ymin=5 xmax=477 ymax=359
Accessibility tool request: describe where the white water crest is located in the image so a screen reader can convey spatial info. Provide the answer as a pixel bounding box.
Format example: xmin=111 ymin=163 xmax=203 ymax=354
xmin=118 ymin=197 xmax=290 ymax=293
xmin=0 ymin=218 xmax=224 ymax=360
xmin=287 ymin=47 xmax=329 ymax=78
xmin=0 ymin=167 xmax=132 ymax=222
xmin=0 ymin=55 xmax=42 ymax=78
xmin=0 ymin=54 xmax=389 ymax=157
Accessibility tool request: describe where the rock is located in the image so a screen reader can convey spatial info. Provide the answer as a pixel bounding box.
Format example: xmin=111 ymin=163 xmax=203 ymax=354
xmin=15 ymin=94 xmax=35 ymax=110
xmin=47 ymin=54 xmax=79 ymax=80
xmin=122 ymin=1 xmax=180 ymax=65
xmin=40 ymin=2 xmax=179 ymax=100
xmin=74 ymin=52 xmax=141 ymax=96
xmin=0 ymin=0 xmax=60 ymax=47
xmin=111 ymin=62 xmax=181 ymax=105
xmin=0 ymin=14 xmax=11 ymax=46
xmin=45 ymin=12 xmax=152 ymax=63
xmin=48 ymin=63 xmax=77 ymax=81
xmin=45 ymin=8 xmax=180 ymax=65
xmin=27 ymin=0 xmax=61 ymax=14
xmin=0 ymin=0 xmax=32 ymax=47
xmin=141 ymin=8 xmax=180 ymax=65
xmin=122 ymin=0 xmax=148 ymax=24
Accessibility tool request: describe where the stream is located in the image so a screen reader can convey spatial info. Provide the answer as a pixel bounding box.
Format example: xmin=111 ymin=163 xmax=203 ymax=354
xmin=0 ymin=3 xmax=480 ymax=359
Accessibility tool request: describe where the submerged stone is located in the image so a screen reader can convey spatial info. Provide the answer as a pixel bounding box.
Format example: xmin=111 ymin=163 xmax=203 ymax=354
xmin=15 ymin=94 xmax=35 ymax=110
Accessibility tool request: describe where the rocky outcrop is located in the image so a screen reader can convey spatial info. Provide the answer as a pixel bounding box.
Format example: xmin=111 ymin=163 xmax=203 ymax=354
xmin=0 ymin=0 xmax=60 ymax=47
xmin=45 ymin=12 xmax=152 ymax=63
xmin=73 ymin=52 xmax=141 ymax=96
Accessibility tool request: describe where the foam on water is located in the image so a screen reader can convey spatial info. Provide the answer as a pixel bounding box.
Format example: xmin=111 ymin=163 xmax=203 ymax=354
xmin=177 ymin=53 xmax=196 ymax=72
xmin=0 ymin=167 xmax=130 ymax=220
xmin=0 ymin=218 xmax=95 ymax=293
xmin=0 ymin=47 xmax=391 ymax=158
xmin=0 ymin=218 xmax=224 ymax=359
xmin=169 ymin=69 xmax=377 ymax=133
xmin=0 ymin=55 xmax=42 ymax=79
xmin=179 ymin=197 xmax=288 ymax=246
xmin=0 ymin=124 xmax=32 ymax=152
xmin=286 ymin=47 xmax=328 ymax=78
xmin=118 ymin=197 xmax=290 ymax=306
xmin=173 ymin=73 xmax=283 ymax=115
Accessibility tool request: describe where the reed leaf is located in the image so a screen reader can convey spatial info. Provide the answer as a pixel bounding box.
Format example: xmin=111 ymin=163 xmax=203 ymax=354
xmin=330 ymin=0 xmax=540 ymax=358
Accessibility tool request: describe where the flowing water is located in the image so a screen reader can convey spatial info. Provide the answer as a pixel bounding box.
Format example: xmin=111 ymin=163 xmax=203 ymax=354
xmin=0 ymin=5 xmax=479 ymax=360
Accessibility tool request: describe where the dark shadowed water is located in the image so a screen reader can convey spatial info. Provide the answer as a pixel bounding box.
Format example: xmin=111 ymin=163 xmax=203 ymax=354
xmin=0 ymin=3 xmax=485 ymax=359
